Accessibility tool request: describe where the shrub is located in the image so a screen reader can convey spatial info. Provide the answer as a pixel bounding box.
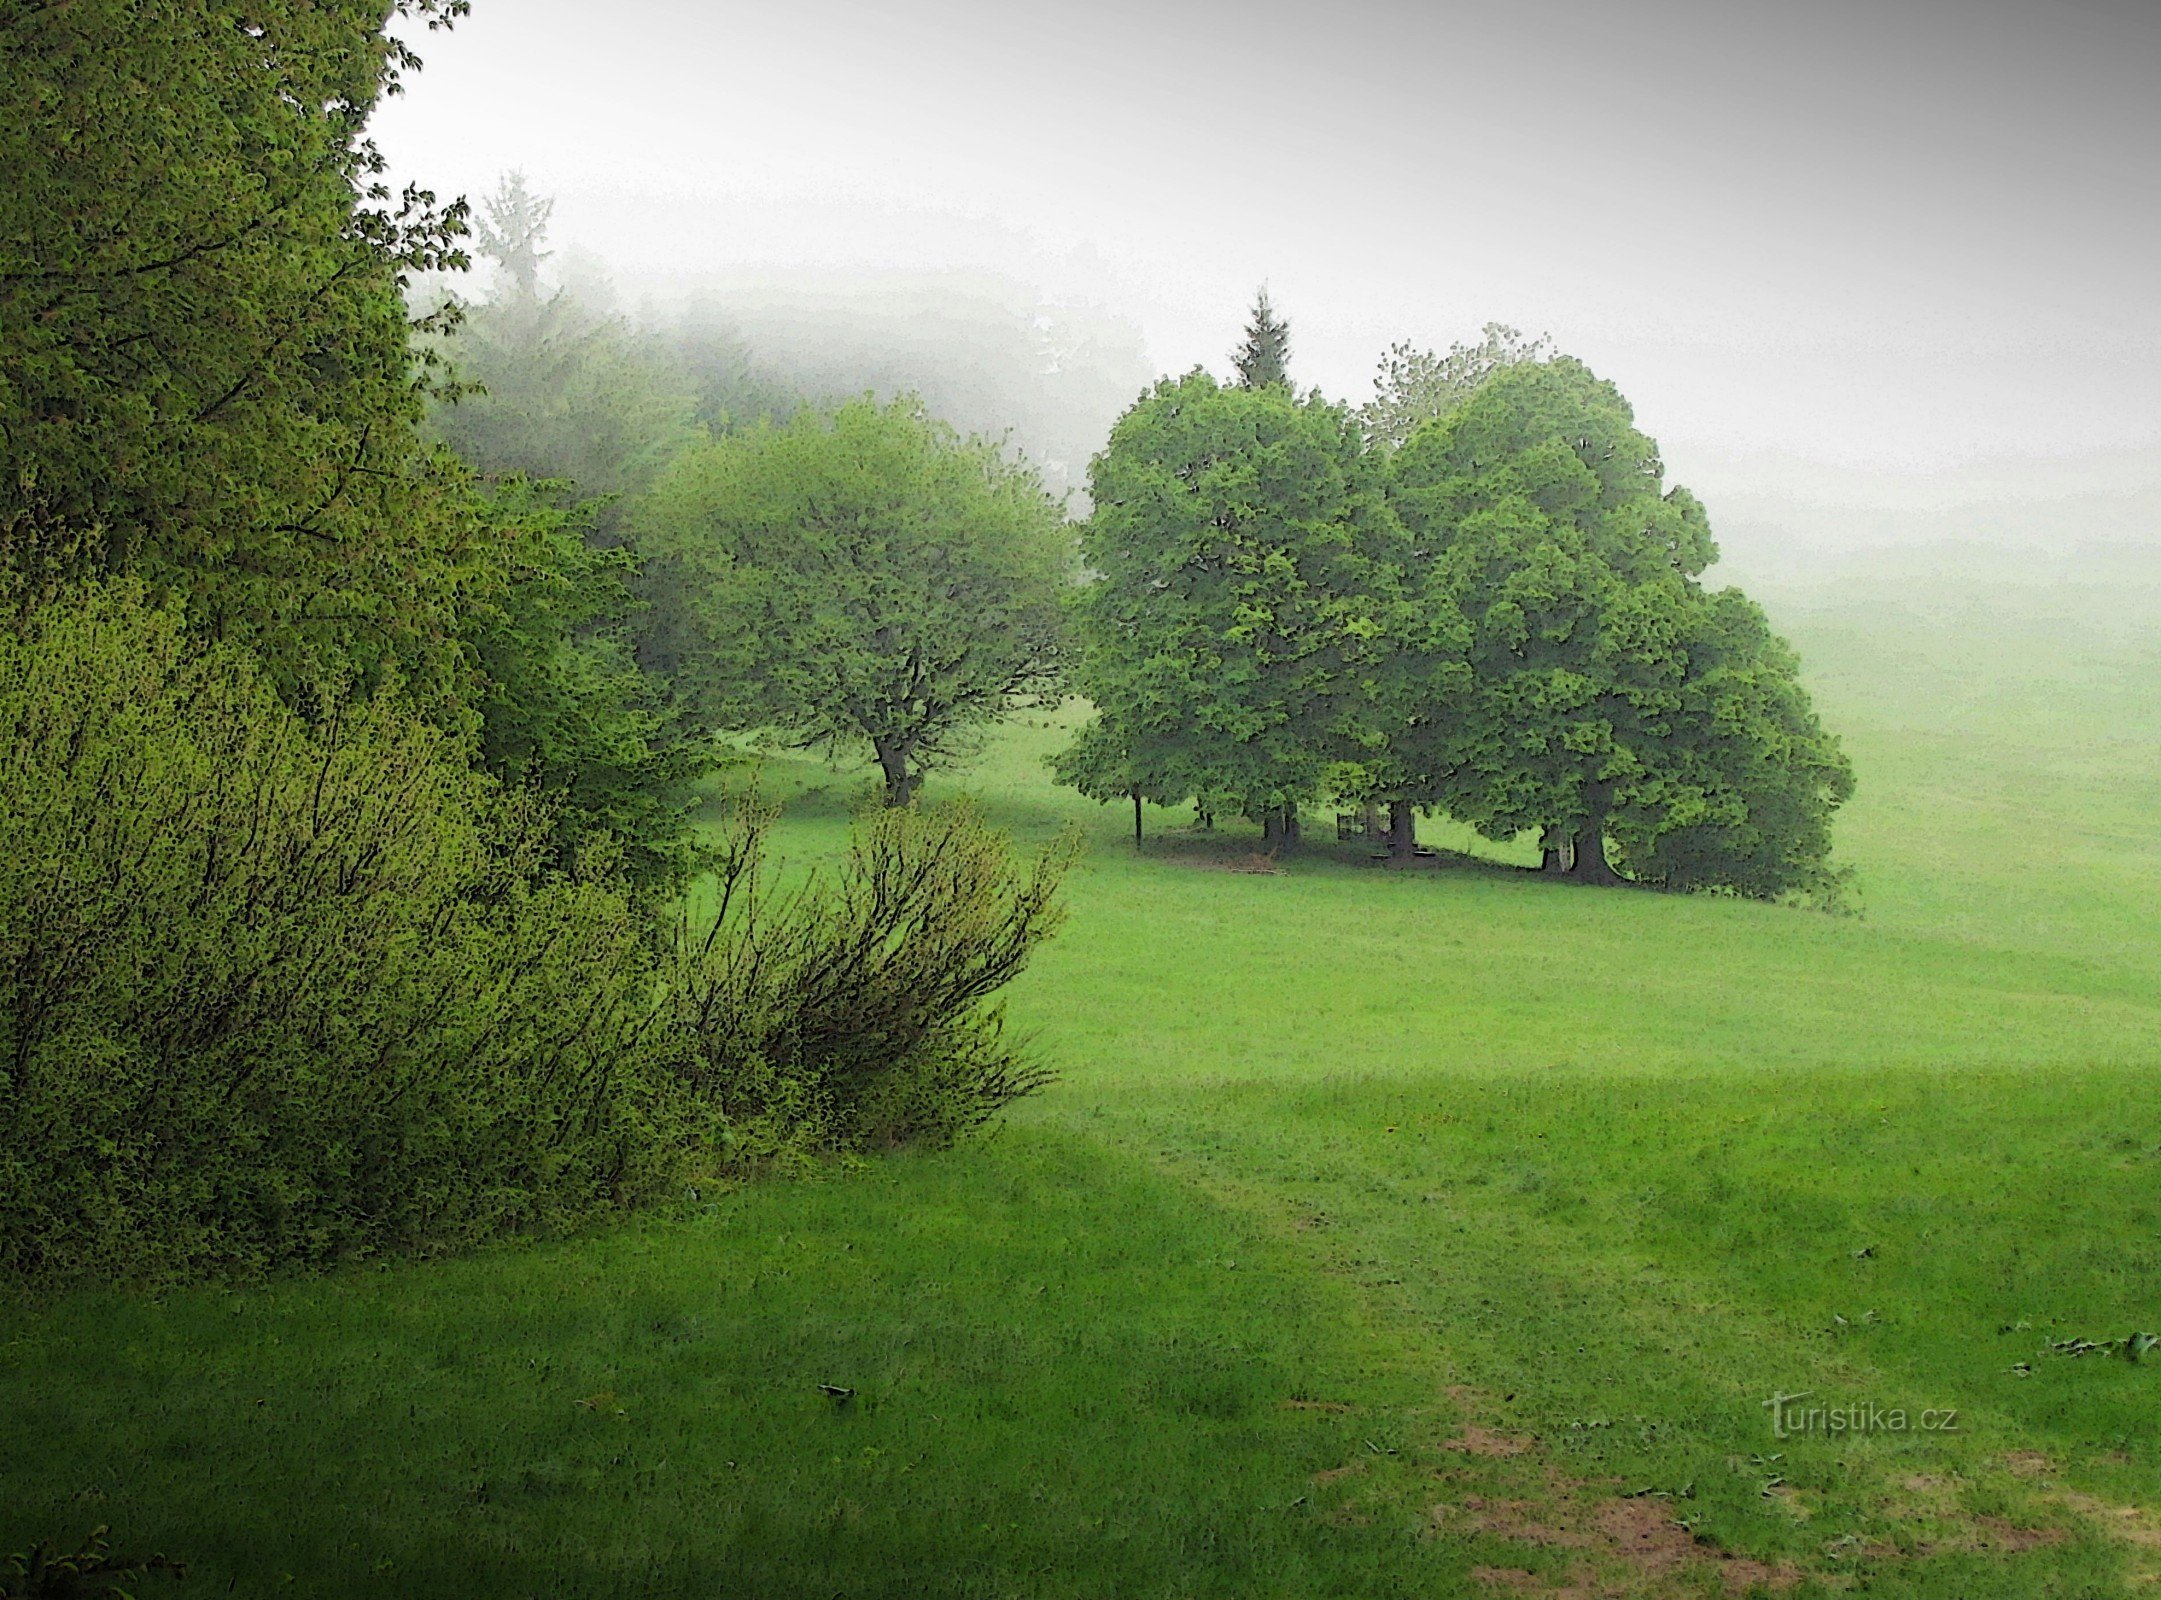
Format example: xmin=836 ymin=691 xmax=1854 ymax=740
xmin=665 ymin=800 xmax=1077 ymax=1161
xmin=0 ymin=589 xmax=694 ymax=1282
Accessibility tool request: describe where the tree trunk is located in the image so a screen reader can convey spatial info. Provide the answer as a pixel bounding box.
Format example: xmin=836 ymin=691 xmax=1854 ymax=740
xmin=1387 ymin=799 xmax=1417 ymax=859
xmin=1260 ymin=803 xmax=1299 ymax=849
xmin=874 ymin=738 xmax=917 ymax=807
xmin=1195 ymin=806 xmax=1214 ymax=832
xmin=1568 ymin=794 xmax=1620 ymax=885
xmin=1132 ymin=791 xmax=1143 ymax=846
xmin=1540 ymin=823 xmax=1573 ymax=875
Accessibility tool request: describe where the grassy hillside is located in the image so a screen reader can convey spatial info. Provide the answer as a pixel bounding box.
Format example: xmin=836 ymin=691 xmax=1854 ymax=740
xmin=5 ymin=553 xmax=2158 ymax=1598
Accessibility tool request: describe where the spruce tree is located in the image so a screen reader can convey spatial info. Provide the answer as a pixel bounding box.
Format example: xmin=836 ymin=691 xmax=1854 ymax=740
xmin=1231 ymin=288 xmax=1293 ymax=389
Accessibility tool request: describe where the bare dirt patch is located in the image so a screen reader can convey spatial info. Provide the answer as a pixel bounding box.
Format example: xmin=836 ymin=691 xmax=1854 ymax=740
xmin=2002 ymin=1450 xmax=2057 ymax=1480
xmin=1968 ymin=1515 xmax=2069 ymax=1552
xmin=2059 ymin=1490 xmax=2161 ymax=1550
xmin=1443 ymin=1423 xmax=1539 ymax=1458
xmin=1437 ymin=1492 xmax=1589 ymax=1549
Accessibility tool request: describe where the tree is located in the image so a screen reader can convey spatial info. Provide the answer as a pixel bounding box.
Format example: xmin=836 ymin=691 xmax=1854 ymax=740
xmin=1390 ymin=357 xmax=1849 ymax=897
xmin=469 ymin=170 xmax=554 ymax=298
xmin=1618 ymin=587 xmax=1854 ymax=901
xmin=1231 ymin=288 xmax=1293 ymax=390
xmin=431 ymin=179 xmax=700 ymax=524
xmin=636 ymin=396 xmax=1070 ymax=804
xmin=1359 ymin=323 xmax=1553 ymax=451
xmin=0 ymin=0 xmax=482 ymax=687
xmin=1058 ymin=371 xmax=1398 ymax=843
xmin=414 ymin=178 xmax=714 ymax=890
xmin=461 ymin=482 xmax=709 ymax=893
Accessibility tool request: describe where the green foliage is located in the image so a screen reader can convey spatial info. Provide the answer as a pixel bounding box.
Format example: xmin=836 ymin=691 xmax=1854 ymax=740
xmin=0 ymin=589 xmax=689 ymax=1282
xmin=461 ymin=482 xmax=710 ymax=894
xmin=1618 ymin=587 xmax=1856 ymax=901
xmin=1357 ymin=322 xmax=1553 ymax=450
xmin=1231 ymin=288 xmax=1293 ymax=390
xmin=636 ymin=396 xmax=1071 ymax=804
xmin=1390 ymin=357 xmax=1850 ymax=897
xmin=666 ymin=800 xmax=1076 ymax=1157
xmin=0 ymin=0 xmax=484 ymax=688
xmin=1060 ymin=371 xmax=1399 ymax=835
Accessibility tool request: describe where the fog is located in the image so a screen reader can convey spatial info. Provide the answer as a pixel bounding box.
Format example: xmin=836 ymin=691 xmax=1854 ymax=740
xmin=375 ymin=0 xmax=2161 ymax=561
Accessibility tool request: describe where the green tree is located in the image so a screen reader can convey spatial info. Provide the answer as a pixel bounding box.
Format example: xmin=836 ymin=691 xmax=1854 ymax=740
xmin=1058 ymin=371 xmax=1398 ymax=844
xmin=1231 ymin=288 xmax=1293 ymax=390
xmin=461 ymin=482 xmax=708 ymax=893
xmin=1358 ymin=322 xmax=1553 ymax=451
xmin=637 ymin=397 xmax=1071 ymax=804
xmin=0 ymin=0 xmax=481 ymax=686
xmin=1621 ymin=587 xmax=1855 ymax=900
xmin=1391 ymin=357 xmax=1849 ymax=897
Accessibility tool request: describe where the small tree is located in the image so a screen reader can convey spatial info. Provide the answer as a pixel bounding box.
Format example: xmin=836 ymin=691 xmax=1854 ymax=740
xmin=1231 ymin=288 xmax=1293 ymax=389
xmin=469 ymin=169 xmax=554 ymax=298
xmin=637 ymin=397 xmax=1071 ymax=804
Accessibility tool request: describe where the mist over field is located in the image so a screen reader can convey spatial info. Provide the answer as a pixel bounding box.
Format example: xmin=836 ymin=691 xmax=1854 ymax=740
xmin=369 ymin=0 xmax=2161 ymax=603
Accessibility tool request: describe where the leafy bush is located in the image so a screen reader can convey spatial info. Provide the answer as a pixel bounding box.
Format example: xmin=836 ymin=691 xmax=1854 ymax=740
xmin=665 ymin=800 xmax=1076 ymax=1160
xmin=0 ymin=589 xmax=694 ymax=1282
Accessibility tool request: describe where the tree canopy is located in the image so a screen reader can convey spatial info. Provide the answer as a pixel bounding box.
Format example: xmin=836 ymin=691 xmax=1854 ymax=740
xmin=1058 ymin=371 xmax=1398 ymax=840
xmin=0 ymin=0 xmax=480 ymax=685
xmin=1358 ymin=323 xmax=1554 ymax=451
xmin=1388 ymin=356 xmax=1850 ymax=895
xmin=637 ymin=397 xmax=1071 ymax=804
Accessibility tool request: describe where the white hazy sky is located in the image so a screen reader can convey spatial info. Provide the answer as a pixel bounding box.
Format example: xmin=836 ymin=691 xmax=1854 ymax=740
xmin=375 ymin=0 xmax=2161 ymax=477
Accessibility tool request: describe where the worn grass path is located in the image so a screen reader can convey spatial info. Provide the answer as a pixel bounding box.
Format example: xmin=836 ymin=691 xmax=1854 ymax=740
xmin=4 ymin=558 xmax=2159 ymax=1596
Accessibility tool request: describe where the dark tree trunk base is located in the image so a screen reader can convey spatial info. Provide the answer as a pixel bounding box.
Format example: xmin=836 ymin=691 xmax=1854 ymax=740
xmin=1387 ymin=799 xmax=1417 ymax=859
xmin=875 ymin=742 xmax=917 ymax=807
xmin=1569 ymin=825 xmax=1621 ymax=885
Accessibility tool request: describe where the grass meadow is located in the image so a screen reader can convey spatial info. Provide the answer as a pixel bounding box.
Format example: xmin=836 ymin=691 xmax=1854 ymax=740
xmin=5 ymin=549 xmax=2159 ymax=1598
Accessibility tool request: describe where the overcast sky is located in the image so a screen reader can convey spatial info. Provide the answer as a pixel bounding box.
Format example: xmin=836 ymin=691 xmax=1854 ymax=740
xmin=375 ymin=0 xmax=2160 ymax=478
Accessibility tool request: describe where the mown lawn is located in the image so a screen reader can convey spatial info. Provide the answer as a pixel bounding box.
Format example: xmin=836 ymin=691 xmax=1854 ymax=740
xmin=6 ymin=556 xmax=2159 ymax=1597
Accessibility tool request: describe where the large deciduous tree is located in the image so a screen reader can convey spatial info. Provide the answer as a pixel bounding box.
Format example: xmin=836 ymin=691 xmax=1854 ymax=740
xmin=1057 ymin=371 xmax=1399 ymax=843
xmin=637 ymin=397 xmax=1070 ymax=804
xmin=1391 ymin=357 xmax=1850 ymax=898
xmin=0 ymin=0 xmax=481 ymax=685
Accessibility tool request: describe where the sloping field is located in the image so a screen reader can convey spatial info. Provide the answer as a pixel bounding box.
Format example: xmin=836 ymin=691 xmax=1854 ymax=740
xmin=6 ymin=555 xmax=2158 ymax=1597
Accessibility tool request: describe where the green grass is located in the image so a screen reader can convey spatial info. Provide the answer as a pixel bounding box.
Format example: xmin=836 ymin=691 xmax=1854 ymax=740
xmin=7 ymin=553 xmax=2161 ymax=1597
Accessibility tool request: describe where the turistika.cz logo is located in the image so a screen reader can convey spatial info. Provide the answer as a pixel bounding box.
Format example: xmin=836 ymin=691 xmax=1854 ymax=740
xmin=1762 ymin=1390 xmax=1960 ymax=1439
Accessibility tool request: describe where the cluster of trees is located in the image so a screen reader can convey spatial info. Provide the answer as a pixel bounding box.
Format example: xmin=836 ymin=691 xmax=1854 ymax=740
xmin=0 ymin=2 xmax=1071 ymax=1282
xmin=1058 ymin=303 xmax=1853 ymax=901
